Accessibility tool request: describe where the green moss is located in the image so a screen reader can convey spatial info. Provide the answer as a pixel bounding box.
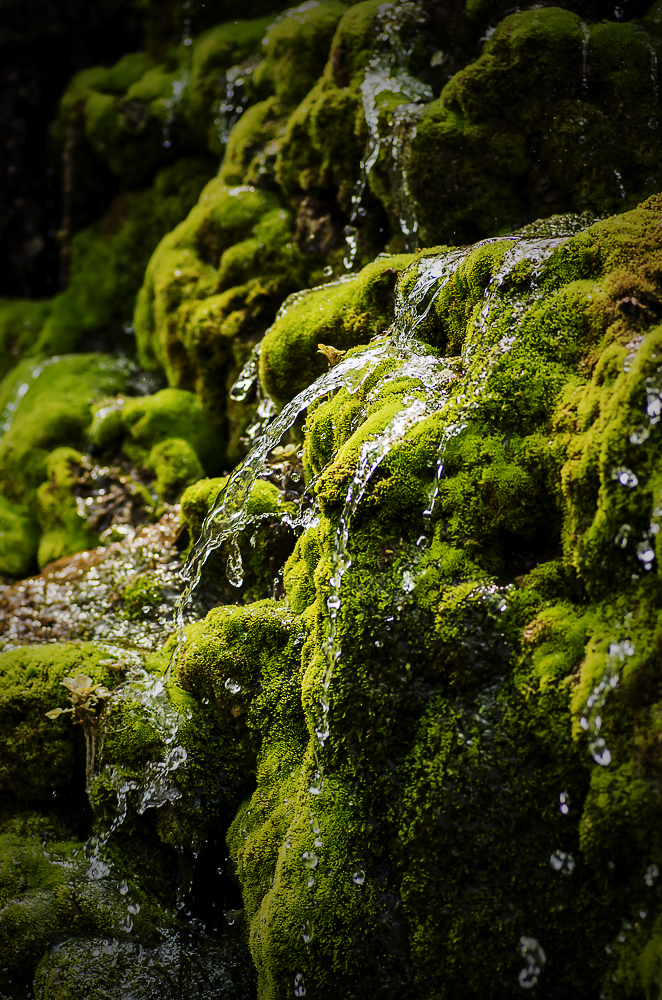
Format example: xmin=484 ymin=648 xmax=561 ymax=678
xmin=179 ymin=474 xmax=297 ymax=603
xmin=0 ymin=829 xmax=172 ymax=996
xmin=36 ymin=158 xmax=214 ymax=358
xmin=36 ymin=447 xmax=100 ymax=568
xmin=0 ymin=494 xmax=38 ymax=577
xmin=0 ymin=643 xmax=119 ymax=814
xmin=274 ymin=1 xmax=384 ymax=220
xmin=0 ymin=299 xmax=51 ymax=382
xmin=0 ymin=354 xmax=131 ymax=507
xmin=122 ymin=573 xmax=162 ymax=619
xmin=147 ymin=437 xmax=203 ymax=501
xmin=262 ymin=1 xmax=347 ymax=109
xmin=259 ymin=254 xmax=413 ymax=407
xmin=122 ymin=386 xmax=217 ymax=471
xmin=134 ymin=180 xmax=312 ymax=463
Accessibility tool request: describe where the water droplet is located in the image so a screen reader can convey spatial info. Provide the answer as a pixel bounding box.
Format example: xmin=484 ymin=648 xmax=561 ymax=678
xmin=308 ymin=771 xmax=324 ymax=795
xmin=550 ymin=850 xmax=576 ymax=875
xmin=630 ymin=425 xmax=650 ymax=445
xmin=612 ymin=467 xmax=638 ymax=488
xmin=352 ymin=869 xmax=365 ymax=885
xmin=637 ymin=539 xmax=656 ymax=567
xmin=302 ymin=851 xmax=318 ymax=870
xmin=306 ymin=874 xmax=315 ymax=888
xmin=309 ymin=817 xmax=321 ymax=835
xmin=294 ymin=972 xmax=306 ymax=997
xmin=615 ymin=524 xmax=632 ymax=548
xmin=401 ymin=570 xmax=415 ymax=593
xmin=559 ymin=791 xmax=570 ymax=815
xmin=302 ymin=919 xmax=314 ymax=943
xmin=645 ymin=864 xmax=659 ymax=886
xmin=518 ymin=936 xmax=546 ymax=989
xmin=224 ymin=677 xmax=242 ymax=694
xmin=227 ymin=540 xmax=244 ymax=588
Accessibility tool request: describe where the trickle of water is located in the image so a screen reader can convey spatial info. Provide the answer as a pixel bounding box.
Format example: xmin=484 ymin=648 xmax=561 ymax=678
xmin=518 ymin=936 xmax=546 ymax=989
xmin=344 ymin=2 xmax=434 ymax=264
xmin=176 ymin=340 xmax=394 ymax=627
xmin=230 ymin=345 xmax=261 ymax=402
xmin=582 ymin=639 xmax=634 ymax=767
xmin=307 ymin=769 xmax=324 ymax=795
xmin=214 ymin=61 xmax=255 ymax=147
xmin=301 ymin=851 xmax=318 ymax=870
xmin=635 ymin=27 xmax=659 ymax=129
xmin=579 ymin=22 xmax=590 ymax=94
xmin=613 ymin=169 xmax=626 ymax=199
xmin=162 ymin=71 xmax=189 ymax=149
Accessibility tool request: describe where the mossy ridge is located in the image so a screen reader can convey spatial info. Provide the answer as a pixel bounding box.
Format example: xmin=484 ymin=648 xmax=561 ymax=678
xmin=174 ymin=196 xmax=662 ymax=997
xmin=259 ymin=254 xmax=412 ymax=408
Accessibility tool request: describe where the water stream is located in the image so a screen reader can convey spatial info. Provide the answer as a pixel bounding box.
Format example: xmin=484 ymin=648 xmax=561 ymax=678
xmin=344 ymin=2 xmax=434 ymax=267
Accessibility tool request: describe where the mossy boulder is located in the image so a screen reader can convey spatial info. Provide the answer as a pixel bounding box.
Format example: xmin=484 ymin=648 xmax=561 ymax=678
xmin=166 ymin=195 xmax=662 ymax=999
xmin=0 ymin=354 xmax=132 ymax=507
xmin=406 ymin=8 xmax=662 ymax=246
xmin=134 ymin=179 xmax=313 ymax=463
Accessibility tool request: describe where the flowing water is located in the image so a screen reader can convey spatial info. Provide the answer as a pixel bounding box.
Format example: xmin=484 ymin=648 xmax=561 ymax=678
xmin=344 ymin=2 xmax=434 ymax=266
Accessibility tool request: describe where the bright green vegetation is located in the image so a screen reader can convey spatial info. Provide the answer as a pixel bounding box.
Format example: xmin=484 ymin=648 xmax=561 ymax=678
xmin=2 ymin=1 xmax=662 ymax=998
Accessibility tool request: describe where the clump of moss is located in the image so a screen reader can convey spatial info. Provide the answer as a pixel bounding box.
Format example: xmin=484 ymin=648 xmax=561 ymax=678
xmin=36 ymin=447 xmax=101 ymax=568
xmin=35 ymin=158 xmax=214 ymax=359
xmin=0 ymin=494 xmax=38 ymax=577
xmin=0 ymin=299 xmax=51 ymax=383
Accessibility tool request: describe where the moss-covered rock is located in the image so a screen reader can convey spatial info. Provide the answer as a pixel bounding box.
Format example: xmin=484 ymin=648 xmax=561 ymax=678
xmin=407 ymin=8 xmax=662 ymax=246
xmin=0 ymin=354 xmax=132 ymax=507
xmin=134 ymin=179 xmax=313 ymax=463
xmin=163 ymin=195 xmax=662 ymax=999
